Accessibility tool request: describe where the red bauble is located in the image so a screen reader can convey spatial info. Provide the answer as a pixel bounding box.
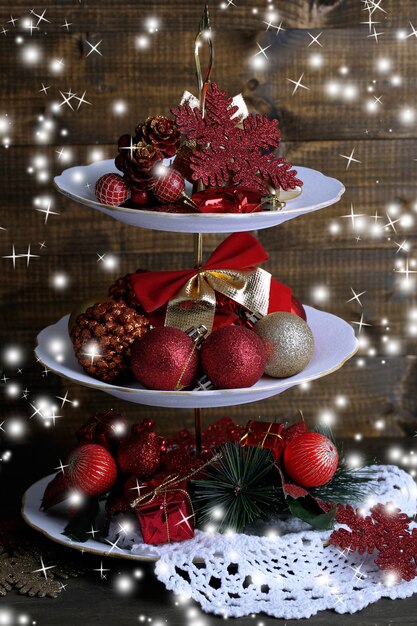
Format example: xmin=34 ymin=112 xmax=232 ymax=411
xmin=152 ymin=170 xmax=185 ymax=203
xmin=131 ymin=189 xmax=151 ymax=207
xmin=200 ymin=326 xmax=266 ymax=389
xmin=95 ymin=173 xmax=131 ymax=206
xmin=66 ymin=444 xmax=118 ymax=496
xmin=131 ymin=327 xmax=198 ymax=390
xmin=117 ymin=418 xmax=166 ymax=477
xmin=283 ymin=432 xmax=339 ymax=488
xmin=291 ymin=296 xmax=307 ymax=321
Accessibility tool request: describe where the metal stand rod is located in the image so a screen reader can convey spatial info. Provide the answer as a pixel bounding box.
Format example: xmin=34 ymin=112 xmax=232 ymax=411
xmin=194 ymin=407 xmax=202 ymax=455
xmin=193 ymin=232 xmax=204 ymax=454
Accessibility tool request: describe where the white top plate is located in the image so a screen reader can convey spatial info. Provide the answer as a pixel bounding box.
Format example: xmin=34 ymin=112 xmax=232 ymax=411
xmin=35 ymin=306 xmax=358 ymax=409
xmin=22 ymin=475 xmax=157 ymax=561
xmin=54 ymin=160 xmax=344 ymax=234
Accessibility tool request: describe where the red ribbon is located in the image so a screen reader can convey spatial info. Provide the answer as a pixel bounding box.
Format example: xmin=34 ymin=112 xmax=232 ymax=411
xmin=130 ymin=233 xmax=292 ymax=314
xmin=192 ymin=186 xmax=263 ymax=214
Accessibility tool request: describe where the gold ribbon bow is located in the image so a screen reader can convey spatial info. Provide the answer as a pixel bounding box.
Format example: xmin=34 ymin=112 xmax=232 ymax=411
xmin=165 ymin=266 xmax=271 ymax=333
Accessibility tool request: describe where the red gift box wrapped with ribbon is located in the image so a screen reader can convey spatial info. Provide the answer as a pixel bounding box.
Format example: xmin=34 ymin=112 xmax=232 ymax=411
xmin=241 ymin=420 xmax=286 ymax=462
xmin=132 ymin=478 xmax=194 ymax=545
xmin=130 ymin=232 xmax=302 ymax=332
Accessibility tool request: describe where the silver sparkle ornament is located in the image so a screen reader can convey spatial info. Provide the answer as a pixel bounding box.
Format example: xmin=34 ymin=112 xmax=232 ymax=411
xmin=253 ymin=312 xmax=314 ymax=378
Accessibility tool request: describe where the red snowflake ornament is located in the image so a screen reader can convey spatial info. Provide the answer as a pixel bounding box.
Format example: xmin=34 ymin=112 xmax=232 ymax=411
xmin=330 ymin=503 xmax=417 ymax=581
xmin=171 ymin=83 xmax=302 ymax=194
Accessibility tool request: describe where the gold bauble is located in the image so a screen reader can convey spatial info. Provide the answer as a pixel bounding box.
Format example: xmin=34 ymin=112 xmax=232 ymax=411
xmin=68 ymin=295 xmax=113 ymax=334
xmin=254 ymin=312 xmax=314 ymax=378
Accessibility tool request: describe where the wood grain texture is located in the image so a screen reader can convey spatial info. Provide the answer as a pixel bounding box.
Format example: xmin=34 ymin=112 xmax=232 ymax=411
xmin=1 ymin=0 xmax=416 ymax=443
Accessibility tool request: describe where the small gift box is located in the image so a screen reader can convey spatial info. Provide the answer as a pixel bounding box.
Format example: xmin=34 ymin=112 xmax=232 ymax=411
xmin=241 ymin=420 xmax=285 ymax=461
xmin=132 ymin=479 xmax=194 ymax=545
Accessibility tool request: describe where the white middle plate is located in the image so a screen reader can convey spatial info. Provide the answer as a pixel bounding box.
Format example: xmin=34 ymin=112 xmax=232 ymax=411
xmin=35 ymin=306 xmax=358 ymax=410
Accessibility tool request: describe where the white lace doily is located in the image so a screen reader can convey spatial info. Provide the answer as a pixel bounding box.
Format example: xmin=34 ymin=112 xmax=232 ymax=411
xmin=108 ymin=465 xmax=417 ymax=620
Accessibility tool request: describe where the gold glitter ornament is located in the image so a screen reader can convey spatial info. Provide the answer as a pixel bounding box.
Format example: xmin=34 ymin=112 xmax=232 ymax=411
xmin=254 ymin=312 xmax=314 ymax=378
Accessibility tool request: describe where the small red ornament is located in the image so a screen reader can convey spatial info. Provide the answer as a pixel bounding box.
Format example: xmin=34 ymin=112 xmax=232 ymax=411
xmin=131 ymin=326 xmax=198 ymax=390
xmin=95 ymin=173 xmax=130 ymax=206
xmin=131 ymin=189 xmax=151 ymax=207
xmin=117 ymin=418 xmax=166 ymax=477
xmin=66 ymin=444 xmax=118 ymax=496
xmin=290 ymin=296 xmax=307 ymax=321
xmin=200 ymin=326 xmax=266 ymax=389
xmin=76 ymin=409 xmax=128 ymax=452
xmin=283 ymin=432 xmax=338 ymax=488
xmin=152 ymin=169 xmax=185 ymax=203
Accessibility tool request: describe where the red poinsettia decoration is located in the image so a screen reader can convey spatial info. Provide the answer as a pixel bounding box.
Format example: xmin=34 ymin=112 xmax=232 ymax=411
xmin=171 ymin=83 xmax=302 ymax=193
xmin=330 ymin=503 xmax=417 ymax=581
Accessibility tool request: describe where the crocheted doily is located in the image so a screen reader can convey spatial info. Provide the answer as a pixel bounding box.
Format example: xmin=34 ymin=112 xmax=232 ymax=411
xmin=108 ymin=464 xmax=417 ymax=620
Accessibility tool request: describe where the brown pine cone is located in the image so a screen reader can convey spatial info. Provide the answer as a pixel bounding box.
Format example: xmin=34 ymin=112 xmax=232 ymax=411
xmin=71 ymin=301 xmax=149 ymax=383
xmin=135 ymin=116 xmax=180 ymax=158
xmin=108 ymin=269 xmax=146 ymax=312
xmin=115 ymin=135 xmax=162 ymax=187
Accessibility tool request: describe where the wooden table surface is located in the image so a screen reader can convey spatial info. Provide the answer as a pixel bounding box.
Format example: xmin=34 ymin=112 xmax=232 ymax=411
xmin=1 ymin=436 xmax=417 ymax=625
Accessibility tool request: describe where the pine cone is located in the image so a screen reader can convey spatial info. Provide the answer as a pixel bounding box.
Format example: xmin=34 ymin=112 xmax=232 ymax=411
xmin=71 ymin=301 xmax=149 ymax=383
xmin=115 ymin=135 xmax=162 ymax=188
xmin=108 ymin=269 xmax=145 ymax=312
xmin=135 ymin=116 xmax=180 ymax=158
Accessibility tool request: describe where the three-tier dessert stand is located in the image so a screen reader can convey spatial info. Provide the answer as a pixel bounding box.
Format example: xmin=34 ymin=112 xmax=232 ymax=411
xmin=22 ymin=8 xmax=356 ymax=561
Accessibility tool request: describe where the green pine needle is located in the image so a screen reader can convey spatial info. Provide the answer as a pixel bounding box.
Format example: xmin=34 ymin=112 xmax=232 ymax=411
xmin=192 ymin=443 xmax=277 ymax=533
xmin=312 ymin=424 xmax=376 ymax=504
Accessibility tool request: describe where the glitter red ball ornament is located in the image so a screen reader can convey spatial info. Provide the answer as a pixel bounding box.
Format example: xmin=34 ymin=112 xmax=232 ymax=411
xmin=283 ymin=432 xmax=339 ymax=488
xmin=66 ymin=443 xmax=118 ymax=496
xmin=95 ymin=173 xmax=131 ymax=206
xmin=200 ymin=326 xmax=266 ymax=389
xmin=152 ymin=169 xmax=185 ymax=203
xmin=131 ymin=326 xmax=199 ymax=390
xmin=117 ymin=419 xmax=166 ymax=477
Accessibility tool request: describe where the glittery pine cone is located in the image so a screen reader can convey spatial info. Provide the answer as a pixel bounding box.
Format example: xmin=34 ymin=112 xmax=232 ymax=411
xmin=115 ymin=134 xmax=163 ymax=187
xmin=108 ymin=269 xmax=146 ymax=312
xmin=135 ymin=116 xmax=180 ymax=158
xmin=71 ymin=301 xmax=149 ymax=383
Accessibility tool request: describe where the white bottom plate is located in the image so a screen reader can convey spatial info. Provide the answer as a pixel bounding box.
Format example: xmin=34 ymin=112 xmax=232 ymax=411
xmin=35 ymin=306 xmax=358 ymax=409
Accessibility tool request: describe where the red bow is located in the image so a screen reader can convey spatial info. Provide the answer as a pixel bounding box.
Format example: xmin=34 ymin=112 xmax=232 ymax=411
xmin=130 ymin=233 xmax=292 ymax=331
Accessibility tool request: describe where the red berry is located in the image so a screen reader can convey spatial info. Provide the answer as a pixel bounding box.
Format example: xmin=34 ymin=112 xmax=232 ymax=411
xmin=66 ymin=443 xmax=118 ymax=496
xmin=131 ymin=189 xmax=150 ymax=207
xmin=283 ymin=432 xmax=339 ymax=488
xmin=152 ymin=170 xmax=185 ymax=203
xmin=95 ymin=173 xmax=130 ymax=206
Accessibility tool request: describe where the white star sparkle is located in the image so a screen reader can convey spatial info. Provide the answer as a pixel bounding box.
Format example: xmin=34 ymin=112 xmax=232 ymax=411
xmin=307 ymin=32 xmax=323 ymax=47
xmin=339 ymin=148 xmax=361 ymax=169
xmin=32 ymin=556 xmax=56 ymax=580
xmin=347 ymin=288 xmax=367 ymax=306
xmin=254 ymin=42 xmax=271 ymax=59
xmin=287 ymin=73 xmax=309 ymax=95
xmin=86 ymin=40 xmax=103 ymax=57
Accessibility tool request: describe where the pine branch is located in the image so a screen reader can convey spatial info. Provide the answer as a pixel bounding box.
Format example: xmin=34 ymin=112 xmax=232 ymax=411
xmin=192 ymin=443 xmax=277 ymax=533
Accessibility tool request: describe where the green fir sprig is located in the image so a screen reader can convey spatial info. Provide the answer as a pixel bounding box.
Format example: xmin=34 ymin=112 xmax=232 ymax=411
xmin=311 ymin=424 xmax=375 ymax=504
xmin=192 ymin=443 xmax=278 ymax=533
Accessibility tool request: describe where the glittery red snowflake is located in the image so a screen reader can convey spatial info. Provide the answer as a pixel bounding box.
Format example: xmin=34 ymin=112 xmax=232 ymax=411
xmin=330 ymin=503 xmax=417 ymax=581
xmin=171 ymin=83 xmax=302 ymax=193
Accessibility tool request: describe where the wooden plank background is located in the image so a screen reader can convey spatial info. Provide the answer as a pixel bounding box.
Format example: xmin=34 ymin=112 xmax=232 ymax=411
xmin=0 ymin=0 xmax=416 ymax=444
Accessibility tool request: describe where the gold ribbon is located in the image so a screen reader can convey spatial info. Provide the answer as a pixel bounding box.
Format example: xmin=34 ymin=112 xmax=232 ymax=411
xmin=165 ymin=267 xmax=271 ymax=333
